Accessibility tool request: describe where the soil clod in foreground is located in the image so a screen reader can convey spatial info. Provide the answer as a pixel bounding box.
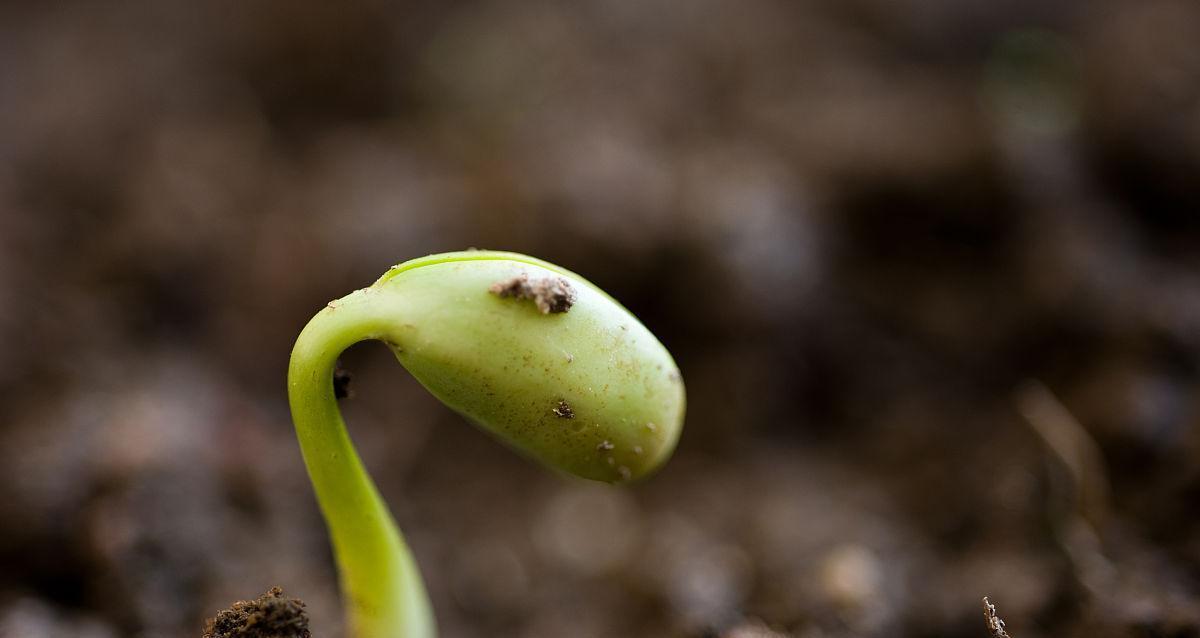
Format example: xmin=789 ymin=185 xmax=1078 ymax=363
xmin=203 ymin=587 xmax=311 ymax=638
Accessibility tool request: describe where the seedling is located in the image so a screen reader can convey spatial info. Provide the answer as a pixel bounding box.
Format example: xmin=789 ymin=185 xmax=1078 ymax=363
xmin=287 ymin=250 xmax=686 ymax=638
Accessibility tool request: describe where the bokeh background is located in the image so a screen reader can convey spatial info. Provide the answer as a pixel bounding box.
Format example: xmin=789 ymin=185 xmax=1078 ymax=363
xmin=2 ymin=0 xmax=1199 ymax=636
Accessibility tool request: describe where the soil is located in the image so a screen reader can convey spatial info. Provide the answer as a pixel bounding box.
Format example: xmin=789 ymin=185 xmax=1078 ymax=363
xmin=203 ymin=588 xmax=310 ymax=638
xmin=983 ymin=598 xmax=1012 ymax=638
xmin=0 ymin=1 xmax=1198 ymax=637
xmin=489 ymin=275 xmax=578 ymax=314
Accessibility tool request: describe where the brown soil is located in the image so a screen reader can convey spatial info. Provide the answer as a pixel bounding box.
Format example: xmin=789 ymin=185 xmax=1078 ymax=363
xmin=2 ymin=1 xmax=1199 ymax=637
xmin=489 ymin=275 xmax=577 ymax=314
xmin=203 ymin=588 xmax=310 ymax=638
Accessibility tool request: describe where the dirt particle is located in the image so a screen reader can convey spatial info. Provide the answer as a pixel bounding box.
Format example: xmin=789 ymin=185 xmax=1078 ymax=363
xmin=203 ymin=587 xmax=310 ymax=638
xmin=553 ymin=400 xmax=575 ymax=419
xmin=597 ymin=440 xmax=615 ymax=451
xmin=633 ymin=446 xmax=643 ymax=455
xmin=645 ymin=422 xmax=657 ymax=432
xmin=617 ymin=466 xmax=632 ymax=480
xmin=983 ymin=597 xmax=1012 ymax=638
xmin=333 ymin=361 xmax=353 ymax=400
xmin=489 ymin=274 xmax=577 ymax=314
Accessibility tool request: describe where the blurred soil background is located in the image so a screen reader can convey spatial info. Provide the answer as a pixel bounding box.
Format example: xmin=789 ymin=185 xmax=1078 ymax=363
xmin=1 ymin=0 xmax=1199 ymax=636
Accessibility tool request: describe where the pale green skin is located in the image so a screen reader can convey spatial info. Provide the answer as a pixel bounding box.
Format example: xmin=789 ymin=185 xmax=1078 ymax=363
xmin=287 ymin=251 xmax=686 ymax=638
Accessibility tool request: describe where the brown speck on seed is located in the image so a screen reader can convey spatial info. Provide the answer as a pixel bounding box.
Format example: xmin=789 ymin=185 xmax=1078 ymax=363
xmin=203 ymin=587 xmax=310 ymax=638
xmin=489 ymin=275 xmax=527 ymax=298
xmin=489 ymin=274 xmax=577 ymax=314
xmin=553 ymin=400 xmax=575 ymax=419
xmin=597 ymin=440 xmax=615 ymax=451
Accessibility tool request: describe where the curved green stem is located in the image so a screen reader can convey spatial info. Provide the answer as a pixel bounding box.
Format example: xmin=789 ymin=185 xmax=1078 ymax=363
xmin=287 ymin=288 xmax=435 ymax=638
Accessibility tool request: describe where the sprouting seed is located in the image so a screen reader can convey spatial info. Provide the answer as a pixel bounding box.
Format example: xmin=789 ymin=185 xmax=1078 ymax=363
xmin=286 ymin=250 xmax=685 ymax=638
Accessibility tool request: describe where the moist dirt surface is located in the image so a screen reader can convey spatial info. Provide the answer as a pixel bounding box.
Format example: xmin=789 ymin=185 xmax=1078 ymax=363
xmin=1 ymin=1 xmax=1199 ymax=637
